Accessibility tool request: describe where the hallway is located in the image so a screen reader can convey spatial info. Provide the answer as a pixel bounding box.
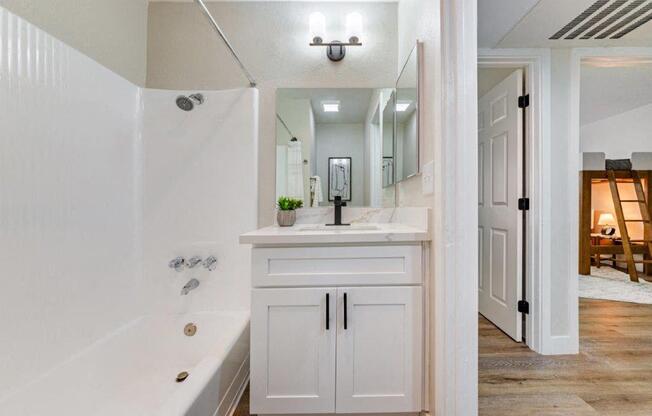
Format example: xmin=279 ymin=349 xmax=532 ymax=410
xmin=480 ymin=298 xmax=652 ymax=415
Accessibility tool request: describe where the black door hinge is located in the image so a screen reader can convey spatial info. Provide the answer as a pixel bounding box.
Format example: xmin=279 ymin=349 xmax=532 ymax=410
xmin=518 ymin=198 xmax=530 ymax=211
xmin=518 ymin=300 xmax=530 ymax=314
xmin=518 ymin=94 xmax=530 ymax=109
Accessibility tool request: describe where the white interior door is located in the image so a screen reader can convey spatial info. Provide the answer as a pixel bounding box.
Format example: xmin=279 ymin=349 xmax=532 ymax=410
xmin=250 ymin=288 xmax=336 ymax=414
xmin=478 ymin=69 xmax=524 ymax=341
xmin=335 ymin=286 xmax=422 ymax=413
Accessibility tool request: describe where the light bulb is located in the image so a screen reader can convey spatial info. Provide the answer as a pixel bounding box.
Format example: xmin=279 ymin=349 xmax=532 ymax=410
xmin=346 ymin=12 xmax=363 ymax=44
xmin=309 ymin=12 xmax=326 ymax=44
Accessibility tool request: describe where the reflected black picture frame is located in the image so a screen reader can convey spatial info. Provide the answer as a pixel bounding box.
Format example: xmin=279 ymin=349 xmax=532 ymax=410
xmin=327 ymin=157 xmax=352 ymax=202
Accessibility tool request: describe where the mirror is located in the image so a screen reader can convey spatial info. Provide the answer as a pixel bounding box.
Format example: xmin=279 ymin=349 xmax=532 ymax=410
xmin=382 ymin=90 xmax=395 ymax=188
xmin=276 ymin=88 xmax=392 ymax=208
xmin=395 ymin=43 xmax=420 ymax=182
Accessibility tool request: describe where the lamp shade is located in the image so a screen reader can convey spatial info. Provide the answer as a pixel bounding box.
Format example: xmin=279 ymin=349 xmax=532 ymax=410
xmin=346 ymin=12 xmax=363 ymax=43
xmin=597 ymin=212 xmax=616 ymax=226
xmin=309 ymin=12 xmax=326 ymax=43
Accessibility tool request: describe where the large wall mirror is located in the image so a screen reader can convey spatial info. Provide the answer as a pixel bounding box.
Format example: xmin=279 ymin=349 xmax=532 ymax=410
xmin=395 ymin=42 xmax=420 ymax=183
xmin=276 ymin=88 xmax=393 ymax=208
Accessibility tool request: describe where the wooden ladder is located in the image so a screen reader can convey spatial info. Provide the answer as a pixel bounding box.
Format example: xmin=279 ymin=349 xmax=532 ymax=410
xmin=607 ymin=170 xmax=652 ymax=282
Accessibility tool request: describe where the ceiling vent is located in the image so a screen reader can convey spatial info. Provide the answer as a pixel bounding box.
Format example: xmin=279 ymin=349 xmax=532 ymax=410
xmin=549 ymin=0 xmax=652 ymax=40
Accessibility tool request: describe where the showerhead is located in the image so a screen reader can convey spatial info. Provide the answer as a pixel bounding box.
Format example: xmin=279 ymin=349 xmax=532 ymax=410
xmin=176 ymin=93 xmax=205 ymax=111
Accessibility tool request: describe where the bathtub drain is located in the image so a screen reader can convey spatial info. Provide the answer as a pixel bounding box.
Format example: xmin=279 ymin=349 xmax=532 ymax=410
xmin=184 ymin=323 xmax=197 ymax=336
xmin=176 ymin=371 xmax=189 ymax=383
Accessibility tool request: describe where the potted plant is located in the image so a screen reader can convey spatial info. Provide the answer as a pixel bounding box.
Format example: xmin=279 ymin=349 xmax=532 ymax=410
xmin=277 ymin=196 xmax=303 ymax=227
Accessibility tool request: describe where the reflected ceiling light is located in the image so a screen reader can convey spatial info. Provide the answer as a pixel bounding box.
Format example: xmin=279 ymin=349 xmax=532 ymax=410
xmin=322 ymin=101 xmax=340 ymax=112
xmin=309 ymin=12 xmax=362 ymax=62
xmin=396 ymin=101 xmax=411 ymax=112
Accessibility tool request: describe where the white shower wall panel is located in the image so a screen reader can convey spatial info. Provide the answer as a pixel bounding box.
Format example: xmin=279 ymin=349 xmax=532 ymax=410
xmin=0 ymin=7 xmax=143 ymax=400
xmin=142 ymin=88 xmax=258 ymax=314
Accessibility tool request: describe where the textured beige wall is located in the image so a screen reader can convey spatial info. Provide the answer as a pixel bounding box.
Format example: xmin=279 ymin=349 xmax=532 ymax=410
xmin=0 ymin=0 xmax=148 ymax=86
xmin=147 ymin=1 xmax=398 ymax=226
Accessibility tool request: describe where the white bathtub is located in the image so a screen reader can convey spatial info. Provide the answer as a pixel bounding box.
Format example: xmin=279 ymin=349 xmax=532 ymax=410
xmin=0 ymin=311 xmax=250 ymax=416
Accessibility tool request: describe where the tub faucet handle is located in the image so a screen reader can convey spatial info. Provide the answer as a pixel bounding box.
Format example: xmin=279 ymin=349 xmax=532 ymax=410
xmin=187 ymin=256 xmax=202 ymax=268
xmin=168 ymin=256 xmax=185 ymax=272
xmin=203 ymin=256 xmax=217 ymax=271
xmin=181 ymin=278 xmax=200 ymax=295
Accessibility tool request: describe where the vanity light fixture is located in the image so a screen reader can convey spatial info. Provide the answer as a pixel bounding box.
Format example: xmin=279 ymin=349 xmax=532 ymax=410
xmin=322 ymin=101 xmax=340 ymax=112
xmin=396 ymin=100 xmax=411 ymax=112
xmin=309 ymin=12 xmax=363 ymax=62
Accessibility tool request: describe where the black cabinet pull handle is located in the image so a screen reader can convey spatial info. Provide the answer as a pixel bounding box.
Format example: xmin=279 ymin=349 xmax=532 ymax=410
xmin=326 ymin=293 xmax=330 ymax=330
xmin=343 ymin=292 xmax=348 ymax=330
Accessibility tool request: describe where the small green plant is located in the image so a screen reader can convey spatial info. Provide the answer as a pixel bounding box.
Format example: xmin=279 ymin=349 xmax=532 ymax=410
xmin=277 ymin=196 xmax=304 ymax=211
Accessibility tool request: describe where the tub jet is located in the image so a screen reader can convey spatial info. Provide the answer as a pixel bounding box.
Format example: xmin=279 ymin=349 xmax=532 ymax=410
xmin=176 ymin=371 xmax=189 ymax=383
xmin=184 ymin=323 xmax=197 ymax=337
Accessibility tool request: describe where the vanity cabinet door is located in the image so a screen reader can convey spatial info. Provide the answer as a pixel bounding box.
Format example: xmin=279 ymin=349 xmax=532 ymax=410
xmin=251 ymin=288 xmax=336 ymax=414
xmin=336 ymin=286 xmax=423 ymax=413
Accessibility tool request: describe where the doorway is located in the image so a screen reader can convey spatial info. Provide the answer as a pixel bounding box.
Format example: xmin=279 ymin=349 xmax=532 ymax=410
xmin=478 ymin=66 xmax=528 ymax=343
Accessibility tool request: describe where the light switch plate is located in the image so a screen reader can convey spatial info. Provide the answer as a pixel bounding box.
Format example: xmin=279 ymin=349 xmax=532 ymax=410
xmin=422 ymin=160 xmax=434 ymax=195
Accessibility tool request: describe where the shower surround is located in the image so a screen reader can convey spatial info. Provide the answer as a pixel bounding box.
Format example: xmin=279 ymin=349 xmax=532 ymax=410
xmin=0 ymin=6 xmax=257 ymax=415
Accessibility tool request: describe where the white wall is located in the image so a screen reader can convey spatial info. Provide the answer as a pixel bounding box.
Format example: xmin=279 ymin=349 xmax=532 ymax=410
xmin=0 ymin=0 xmax=148 ymax=85
xmin=315 ymin=123 xmax=365 ymax=207
xmin=142 ymin=88 xmax=258 ymax=314
xmin=146 ymin=1 xmax=398 ymax=225
xmin=0 ymin=7 xmax=143 ymax=400
xmin=581 ymin=103 xmax=652 ymax=159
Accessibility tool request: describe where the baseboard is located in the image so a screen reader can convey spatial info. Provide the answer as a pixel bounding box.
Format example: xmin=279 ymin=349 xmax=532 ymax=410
xmin=543 ymin=335 xmax=579 ymax=355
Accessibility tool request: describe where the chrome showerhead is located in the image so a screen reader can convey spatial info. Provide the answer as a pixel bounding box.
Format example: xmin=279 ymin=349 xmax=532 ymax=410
xmin=176 ymin=93 xmax=205 ymax=111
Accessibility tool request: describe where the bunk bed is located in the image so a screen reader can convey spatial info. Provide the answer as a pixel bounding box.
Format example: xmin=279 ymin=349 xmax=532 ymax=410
xmin=579 ymin=153 xmax=652 ymax=282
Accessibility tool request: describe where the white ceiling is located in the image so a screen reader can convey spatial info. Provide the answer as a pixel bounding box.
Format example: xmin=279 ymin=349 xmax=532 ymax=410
xmin=477 ymin=0 xmax=541 ymax=48
xmin=148 ymin=0 xmax=397 ymax=2
xmin=278 ymin=88 xmax=374 ymax=124
xmin=479 ymin=0 xmax=652 ymax=48
xmin=581 ymin=61 xmax=652 ymax=125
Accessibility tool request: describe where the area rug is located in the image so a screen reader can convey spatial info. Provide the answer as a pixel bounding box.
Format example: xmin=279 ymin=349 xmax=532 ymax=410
xmin=579 ymin=266 xmax=652 ymax=304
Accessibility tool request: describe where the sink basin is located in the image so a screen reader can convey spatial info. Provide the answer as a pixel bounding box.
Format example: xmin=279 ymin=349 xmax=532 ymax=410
xmin=297 ymin=224 xmax=381 ymax=232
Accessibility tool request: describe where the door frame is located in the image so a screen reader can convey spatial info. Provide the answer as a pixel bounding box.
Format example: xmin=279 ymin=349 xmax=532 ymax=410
xmin=478 ymin=49 xmax=551 ymax=354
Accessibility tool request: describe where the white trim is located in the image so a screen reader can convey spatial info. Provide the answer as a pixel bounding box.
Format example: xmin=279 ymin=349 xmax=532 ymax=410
xmin=434 ymin=0 xmax=477 ymax=415
xmin=477 ymin=49 xmax=551 ymax=354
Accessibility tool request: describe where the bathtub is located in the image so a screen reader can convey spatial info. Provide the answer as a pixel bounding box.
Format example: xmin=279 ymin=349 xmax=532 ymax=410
xmin=0 ymin=311 xmax=250 ymax=416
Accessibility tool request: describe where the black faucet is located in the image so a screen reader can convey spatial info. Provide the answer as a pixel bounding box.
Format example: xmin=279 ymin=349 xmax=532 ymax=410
xmin=328 ymin=196 xmax=349 ymax=226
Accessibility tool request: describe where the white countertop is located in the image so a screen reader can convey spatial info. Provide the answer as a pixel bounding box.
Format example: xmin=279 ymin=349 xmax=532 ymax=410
xmin=239 ymin=223 xmax=430 ymax=245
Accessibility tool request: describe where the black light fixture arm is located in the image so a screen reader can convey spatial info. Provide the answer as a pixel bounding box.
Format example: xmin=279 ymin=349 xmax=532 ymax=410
xmin=310 ymin=42 xmax=363 ymax=46
xmin=310 ymin=38 xmax=362 ymax=62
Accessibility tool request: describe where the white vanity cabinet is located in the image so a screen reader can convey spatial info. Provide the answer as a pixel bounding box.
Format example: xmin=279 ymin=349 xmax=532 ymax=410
xmin=249 ymin=244 xmax=424 ymax=415
xmin=250 ymin=288 xmax=337 ymax=414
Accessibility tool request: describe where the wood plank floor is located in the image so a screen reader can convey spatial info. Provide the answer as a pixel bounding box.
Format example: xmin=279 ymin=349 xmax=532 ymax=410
xmin=235 ymin=298 xmax=652 ymax=415
xmin=480 ymin=298 xmax=652 ymax=415
xmin=233 ymin=383 xmax=250 ymax=416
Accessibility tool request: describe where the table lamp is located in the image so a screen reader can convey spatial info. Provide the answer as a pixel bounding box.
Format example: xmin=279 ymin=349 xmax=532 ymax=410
xmin=597 ymin=212 xmax=616 ymax=235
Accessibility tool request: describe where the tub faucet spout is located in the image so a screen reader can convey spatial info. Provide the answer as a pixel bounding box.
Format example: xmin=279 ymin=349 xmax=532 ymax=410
xmin=181 ymin=278 xmax=200 ymax=295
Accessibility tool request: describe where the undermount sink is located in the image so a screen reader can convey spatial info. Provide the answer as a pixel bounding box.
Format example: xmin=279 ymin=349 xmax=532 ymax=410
xmin=297 ymin=224 xmax=381 ymax=232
